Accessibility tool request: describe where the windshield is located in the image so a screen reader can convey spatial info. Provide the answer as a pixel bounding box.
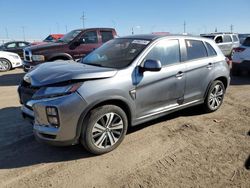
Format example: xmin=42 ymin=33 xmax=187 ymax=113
xmin=81 ymin=38 xmax=151 ymax=69
xmin=57 ymin=30 xmax=82 ymax=43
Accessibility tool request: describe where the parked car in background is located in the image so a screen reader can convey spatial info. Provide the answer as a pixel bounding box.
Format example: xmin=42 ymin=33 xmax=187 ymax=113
xmin=0 ymin=51 xmax=22 ymax=71
xmin=201 ymin=33 xmax=240 ymax=57
xmin=18 ymin=34 xmax=230 ymax=154
xmin=31 ymin=34 xmax=64 ymax=46
xmin=231 ymin=36 xmax=250 ymax=75
xmin=238 ymin=34 xmax=250 ymax=44
xmin=0 ymin=41 xmax=30 ymax=59
xmin=23 ymin=28 xmax=117 ymax=72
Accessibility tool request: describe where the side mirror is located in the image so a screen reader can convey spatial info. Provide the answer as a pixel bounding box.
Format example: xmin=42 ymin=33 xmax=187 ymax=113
xmin=141 ymin=59 xmax=162 ymax=72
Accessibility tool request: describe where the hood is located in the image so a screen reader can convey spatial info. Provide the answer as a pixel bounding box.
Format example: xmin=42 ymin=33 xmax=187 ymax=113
xmin=27 ymin=42 xmax=65 ymax=53
xmin=24 ymin=60 xmax=117 ymax=87
xmin=0 ymin=50 xmax=20 ymax=56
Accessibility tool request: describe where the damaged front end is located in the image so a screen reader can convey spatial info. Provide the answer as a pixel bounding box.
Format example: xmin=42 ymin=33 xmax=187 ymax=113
xmin=18 ymin=79 xmax=87 ymax=145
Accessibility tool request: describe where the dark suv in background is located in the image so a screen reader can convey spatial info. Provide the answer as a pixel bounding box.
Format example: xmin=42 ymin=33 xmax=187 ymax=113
xmin=19 ymin=34 xmax=230 ymax=154
xmin=23 ymin=28 xmax=117 ymax=71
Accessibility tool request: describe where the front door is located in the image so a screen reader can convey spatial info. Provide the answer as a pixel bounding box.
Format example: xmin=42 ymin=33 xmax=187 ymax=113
xmin=135 ymin=39 xmax=186 ymax=119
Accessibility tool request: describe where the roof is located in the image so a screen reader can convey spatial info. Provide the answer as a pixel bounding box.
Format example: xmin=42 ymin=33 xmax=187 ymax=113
xmin=119 ymin=34 xmax=202 ymax=41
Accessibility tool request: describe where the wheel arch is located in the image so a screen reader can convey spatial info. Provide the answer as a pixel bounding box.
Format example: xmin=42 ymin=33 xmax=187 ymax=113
xmin=204 ymin=76 xmax=228 ymax=99
xmin=75 ymin=98 xmax=133 ymax=142
xmin=48 ymin=53 xmax=73 ymax=61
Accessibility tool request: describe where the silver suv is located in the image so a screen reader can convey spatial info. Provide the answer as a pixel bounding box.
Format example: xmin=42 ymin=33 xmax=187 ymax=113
xmin=201 ymin=33 xmax=240 ymax=57
xmin=18 ymin=35 xmax=230 ymax=154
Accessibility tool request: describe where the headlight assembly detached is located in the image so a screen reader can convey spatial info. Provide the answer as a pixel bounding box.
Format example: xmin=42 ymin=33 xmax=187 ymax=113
xmin=33 ymin=83 xmax=82 ymax=99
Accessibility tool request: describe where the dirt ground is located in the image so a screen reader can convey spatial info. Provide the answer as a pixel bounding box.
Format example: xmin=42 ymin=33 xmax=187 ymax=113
xmin=0 ymin=68 xmax=249 ymax=188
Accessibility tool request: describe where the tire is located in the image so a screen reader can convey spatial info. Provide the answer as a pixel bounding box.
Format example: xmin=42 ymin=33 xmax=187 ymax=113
xmin=81 ymin=105 xmax=128 ymax=155
xmin=0 ymin=58 xmax=12 ymax=72
xmin=203 ymin=80 xmax=225 ymax=113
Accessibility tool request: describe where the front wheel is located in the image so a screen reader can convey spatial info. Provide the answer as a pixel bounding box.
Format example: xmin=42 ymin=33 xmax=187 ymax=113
xmin=0 ymin=58 xmax=11 ymax=72
xmin=81 ymin=105 xmax=128 ymax=155
xmin=203 ymin=80 xmax=225 ymax=113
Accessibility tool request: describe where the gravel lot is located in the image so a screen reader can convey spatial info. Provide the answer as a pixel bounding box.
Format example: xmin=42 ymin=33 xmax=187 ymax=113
xmin=0 ymin=68 xmax=249 ymax=188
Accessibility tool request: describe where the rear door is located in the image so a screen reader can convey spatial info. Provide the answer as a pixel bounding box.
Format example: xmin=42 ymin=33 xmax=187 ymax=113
xmin=135 ymin=39 xmax=186 ymax=118
xmin=75 ymin=30 xmax=101 ymax=59
xmin=183 ymin=39 xmax=214 ymax=103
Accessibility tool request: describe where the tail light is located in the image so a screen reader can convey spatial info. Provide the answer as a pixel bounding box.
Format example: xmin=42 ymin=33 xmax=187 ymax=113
xmin=233 ymin=47 xmax=246 ymax=53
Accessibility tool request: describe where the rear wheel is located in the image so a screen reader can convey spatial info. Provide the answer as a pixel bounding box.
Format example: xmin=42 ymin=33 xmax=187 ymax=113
xmin=0 ymin=58 xmax=11 ymax=72
xmin=81 ymin=105 xmax=128 ymax=155
xmin=204 ymin=80 xmax=225 ymax=112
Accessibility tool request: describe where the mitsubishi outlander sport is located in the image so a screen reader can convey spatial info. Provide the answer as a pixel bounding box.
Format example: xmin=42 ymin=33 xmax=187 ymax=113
xmin=18 ymin=34 xmax=230 ymax=154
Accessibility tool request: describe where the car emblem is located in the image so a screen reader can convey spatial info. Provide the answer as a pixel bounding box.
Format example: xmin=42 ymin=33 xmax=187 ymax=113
xmin=24 ymin=74 xmax=31 ymax=83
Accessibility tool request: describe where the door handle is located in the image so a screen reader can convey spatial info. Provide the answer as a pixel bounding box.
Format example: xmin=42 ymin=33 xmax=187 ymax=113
xmin=176 ymin=71 xmax=184 ymax=79
xmin=207 ymin=63 xmax=213 ymax=69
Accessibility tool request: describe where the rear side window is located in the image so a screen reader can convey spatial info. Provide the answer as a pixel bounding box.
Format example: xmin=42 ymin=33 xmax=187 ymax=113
xmin=100 ymin=31 xmax=114 ymax=43
xmin=243 ymin=37 xmax=250 ymax=47
xmin=223 ymin=35 xmax=232 ymax=43
xmin=145 ymin=39 xmax=180 ymax=66
xmin=205 ymin=42 xmax=217 ymax=56
xmin=185 ymin=40 xmax=207 ymax=61
xmin=232 ymin=35 xmax=239 ymax=42
xmin=18 ymin=42 xmax=29 ymax=47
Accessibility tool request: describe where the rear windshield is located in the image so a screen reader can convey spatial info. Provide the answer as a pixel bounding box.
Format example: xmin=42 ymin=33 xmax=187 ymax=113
xmin=243 ymin=37 xmax=250 ymax=46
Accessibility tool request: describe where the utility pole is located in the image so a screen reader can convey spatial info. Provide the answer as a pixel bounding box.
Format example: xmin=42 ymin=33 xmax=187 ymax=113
xmin=5 ymin=27 xmax=9 ymax=39
xmin=230 ymin=24 xmax=234 ymax=33
xmin=65 ymin=25 xmax=68 ymax=33
xmin=132 ymin=27 xmax=134 ymax=35
xmin=21 ymin=26 xmax=25 ymax=41
xmin=215 ymin=27 xmax=218 ymax=32
xmin=183 ymin=21 xmax=186 ymax=33
xmin=80 ymin=11 xmax=85 ymax=29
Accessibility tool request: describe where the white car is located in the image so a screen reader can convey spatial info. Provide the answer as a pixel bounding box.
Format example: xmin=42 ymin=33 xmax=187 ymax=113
xmin=0 ymin=51 xmax=22 ymax=72
xmin=232 ymin=37 xmax=250 ymax=75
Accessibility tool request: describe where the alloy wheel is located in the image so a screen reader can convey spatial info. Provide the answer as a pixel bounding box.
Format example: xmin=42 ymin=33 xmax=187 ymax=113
xmin=92 ymin=112 xmax=124 ymax=149
xmin=208 ymin=84 xmax=224 ymax=110
xmin=0 ymin=59 xmax=10 ymax=71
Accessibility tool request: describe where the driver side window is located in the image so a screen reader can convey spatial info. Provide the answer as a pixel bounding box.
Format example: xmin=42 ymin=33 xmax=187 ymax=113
xmin=80 ymin=31 xmax=98 ymax=44
xmin=145 ymin=39 xmax=180 ymax=66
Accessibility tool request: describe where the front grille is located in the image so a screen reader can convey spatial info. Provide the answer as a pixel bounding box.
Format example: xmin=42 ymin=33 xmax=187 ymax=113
xmin=19 ymin=80 xmax=39 ymax=105
xmin=24 ymin=49 xmax=32 ymax=62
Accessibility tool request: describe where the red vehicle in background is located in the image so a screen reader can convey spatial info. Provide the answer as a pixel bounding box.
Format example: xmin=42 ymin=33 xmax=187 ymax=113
xmin=31 ymin=34 xmax=64 ymax=45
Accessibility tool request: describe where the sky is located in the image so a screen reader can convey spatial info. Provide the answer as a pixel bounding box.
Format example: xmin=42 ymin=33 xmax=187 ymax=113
xmin=0 ymin=0 xmax=250 ymax=40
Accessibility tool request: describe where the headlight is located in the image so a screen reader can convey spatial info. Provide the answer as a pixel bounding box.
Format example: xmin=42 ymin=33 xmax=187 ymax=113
xmin=32 ymin=55 xmax=45 ymax=61
xmin=9 ymin=54 xmax=20 ymax=59
xmin=32 ymin=83 xmax=82 ymax=99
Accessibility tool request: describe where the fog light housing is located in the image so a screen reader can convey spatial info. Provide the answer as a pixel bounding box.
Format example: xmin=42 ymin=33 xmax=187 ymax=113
xmin=46 ymin=106 xmax=60 ymax=128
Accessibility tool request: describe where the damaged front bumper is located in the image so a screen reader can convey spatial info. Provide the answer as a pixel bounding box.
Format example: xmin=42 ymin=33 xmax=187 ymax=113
xmin=21 ymin=92 xmax=88 ymax=146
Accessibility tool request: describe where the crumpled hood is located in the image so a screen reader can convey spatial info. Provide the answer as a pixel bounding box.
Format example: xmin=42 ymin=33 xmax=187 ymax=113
xmin=24 ymin=60 xmax=117 ymax=87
